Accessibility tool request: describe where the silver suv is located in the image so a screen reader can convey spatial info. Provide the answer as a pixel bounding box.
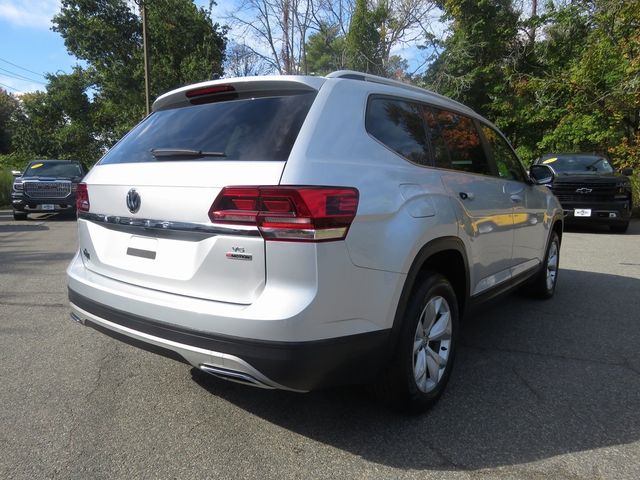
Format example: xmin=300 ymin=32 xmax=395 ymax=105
xmin=67 ymin=71 xmax=563 ymax=412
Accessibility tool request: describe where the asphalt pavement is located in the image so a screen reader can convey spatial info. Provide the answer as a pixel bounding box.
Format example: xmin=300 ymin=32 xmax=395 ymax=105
xmin=1 ymin=210 xmax=639 ymax=479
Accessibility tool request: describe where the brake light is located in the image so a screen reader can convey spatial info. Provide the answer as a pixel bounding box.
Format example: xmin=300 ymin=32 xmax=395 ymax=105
xmin=186 ymin=85 xmax=238 ymax=105
xmin=185 ymin=85 xmax=235 ymax=98
xmin=76 ymin=183 xmax=90 ymax=212
xmin=209 ymin=186 xmax=359 ymax=242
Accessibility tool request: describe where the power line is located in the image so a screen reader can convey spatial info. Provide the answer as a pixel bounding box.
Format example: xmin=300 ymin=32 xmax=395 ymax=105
xmin=0 ymin=81 xmax=22 ymax=93
xmin=0 ymin=67 xmax=47 ymax=85
xmin=0 ymin=57 xmax=46 ymax=79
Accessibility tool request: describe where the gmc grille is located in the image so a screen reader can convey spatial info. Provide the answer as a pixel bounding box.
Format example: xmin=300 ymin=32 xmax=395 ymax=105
xmin=24 ymin=182 xmax=71 ymax=199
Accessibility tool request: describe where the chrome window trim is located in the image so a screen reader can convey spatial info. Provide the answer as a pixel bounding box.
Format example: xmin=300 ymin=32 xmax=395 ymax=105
xmin=78 ymin=211 xmax=260 ymax=240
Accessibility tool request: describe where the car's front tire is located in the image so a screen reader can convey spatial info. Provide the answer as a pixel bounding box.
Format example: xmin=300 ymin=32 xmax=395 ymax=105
xmin=375 ymin=271 xmax=459 ymax=413
xmin=529 ymin=231 xmax=560 ymax=299
xmin=13 ymin=210 xmax=27 ymax=221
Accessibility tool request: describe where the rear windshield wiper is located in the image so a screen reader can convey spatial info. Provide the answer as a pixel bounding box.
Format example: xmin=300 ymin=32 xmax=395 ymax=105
xmin=150 ymin=148 xmax=226 ymax=159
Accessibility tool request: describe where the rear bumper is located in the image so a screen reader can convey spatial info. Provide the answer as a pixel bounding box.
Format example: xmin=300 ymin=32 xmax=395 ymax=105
xmin=69 ymin=288 xmax=390 ymax=391
xmin=67 ymin=246 xmax=400 ymax=391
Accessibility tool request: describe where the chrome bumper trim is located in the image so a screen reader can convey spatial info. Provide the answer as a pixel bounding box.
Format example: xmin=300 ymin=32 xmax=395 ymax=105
xmin=78 ymin=211 xmax=260 ymax=239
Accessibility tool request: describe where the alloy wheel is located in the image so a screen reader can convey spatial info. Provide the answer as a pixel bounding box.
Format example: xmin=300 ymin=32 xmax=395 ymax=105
xmin=413 ymin=296 xmax=452 ymax=393
xmin=546 ymin=240 xmax=559 ymax=291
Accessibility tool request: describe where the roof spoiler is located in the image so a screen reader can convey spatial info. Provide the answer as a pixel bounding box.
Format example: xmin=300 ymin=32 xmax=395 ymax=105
xmin=153 ymin=76 xmax=325 ymax=112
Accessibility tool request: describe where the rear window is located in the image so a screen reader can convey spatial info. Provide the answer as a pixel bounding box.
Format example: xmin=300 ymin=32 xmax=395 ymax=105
xmin=99 ymin=92 xmax=316 ymax=164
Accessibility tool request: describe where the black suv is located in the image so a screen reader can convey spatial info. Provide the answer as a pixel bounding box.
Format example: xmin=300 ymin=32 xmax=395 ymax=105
xmin=11 ymin=160 xmax=86 ymax=220
xmin=534 ymin=153 xmax=633 ymax=233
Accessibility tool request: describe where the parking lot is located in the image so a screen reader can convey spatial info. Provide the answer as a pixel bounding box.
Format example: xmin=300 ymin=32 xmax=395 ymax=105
xmin=1 ymin=210 xmax=639 ymax=479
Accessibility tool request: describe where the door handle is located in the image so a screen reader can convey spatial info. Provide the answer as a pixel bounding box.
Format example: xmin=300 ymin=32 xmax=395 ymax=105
xmin=510 ymin=194 xmax=522 ymax=203
xmin=459 ymin=192 xmax=474 ymax=201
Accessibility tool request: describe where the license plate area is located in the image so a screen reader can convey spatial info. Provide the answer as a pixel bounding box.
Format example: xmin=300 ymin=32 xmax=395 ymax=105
xmin=574 ymin=208 xmax=591 ymax=217
xmin=126 ymin=236 xmax=158 ymax=259
xmin=41 ymin=204 xmax=55 ymax=210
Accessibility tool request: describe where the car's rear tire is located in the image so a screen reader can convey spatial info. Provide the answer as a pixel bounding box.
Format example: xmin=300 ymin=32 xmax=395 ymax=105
xmin=610 ymin=222 xmax=629 ymax=234
xmin=529 ymin=231 xmax=560 ymax=299
xmin=375 ymin=271 xmax=459 ymax=413
xmin=13 ymin=211 xmax=27 ymax=221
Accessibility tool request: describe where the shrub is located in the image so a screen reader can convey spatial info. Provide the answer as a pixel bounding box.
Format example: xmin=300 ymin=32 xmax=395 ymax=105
xmin=0 ymin=167 xmax=13 ymax=207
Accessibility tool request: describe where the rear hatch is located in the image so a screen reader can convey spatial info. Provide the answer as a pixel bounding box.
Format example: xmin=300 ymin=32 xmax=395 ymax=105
xmin=78 ymin=79 xmax=321 ymax=305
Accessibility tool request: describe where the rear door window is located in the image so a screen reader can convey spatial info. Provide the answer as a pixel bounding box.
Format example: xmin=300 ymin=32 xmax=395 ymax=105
xmin=365 ymin=97 xmax=429 ymax=165
xmin=426 ymin=108 xmax=491 ymax=175
xmin=99 ymin=92 xmax=316 ymax=164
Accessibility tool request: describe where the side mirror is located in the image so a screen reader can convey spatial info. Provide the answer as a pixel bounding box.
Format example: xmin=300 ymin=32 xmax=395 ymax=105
xmin=621 ymin=167 xmax=633 ymax=176
xmin=529 ymin=164 xmax=555 ymax=185
xmin=11 ymin=170 xmax=22 ymax=177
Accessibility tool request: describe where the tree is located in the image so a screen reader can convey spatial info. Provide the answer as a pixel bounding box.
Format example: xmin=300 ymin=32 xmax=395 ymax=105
xmin=422 ymin=0 xmax=519 ymax=116
xmin=345 ymin=0 xmax=385 ymax=74
xmin=9 ymin=68 xmax=101 ymax=165
xmin=305 ymin=22 xmax=346 ymax=74
xmin=225 ymin=42 xmax=274 ymax=77
xmin=535 ymin=0 xmax=640 ymax=161
xmin=228 ymin=0 xmax=435 ymax=78
xmin=227 ymin=0 xmax=315 ymax=74
xmin=0 ymin=88 xmax=19 ymax=154
xmin=386 ymin=54 xmax=410 ymax=80
xmin=53 ymin=0 xmax=227 ymax=146
xmin=11 ymin=91 xmax=63 ymax=160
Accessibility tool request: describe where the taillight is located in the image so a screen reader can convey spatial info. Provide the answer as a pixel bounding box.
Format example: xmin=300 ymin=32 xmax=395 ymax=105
xmin=209 ymin=186 xmax=359 ymax=242
xmin=76 ymin=183 xmax=90 ymax=212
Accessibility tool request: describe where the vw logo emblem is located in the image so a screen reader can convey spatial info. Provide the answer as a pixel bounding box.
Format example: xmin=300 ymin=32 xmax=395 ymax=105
xmin=575 ymin=188 xmax=593 ymax=194
xmin=126 ymin=188 xmax=141 ymax=213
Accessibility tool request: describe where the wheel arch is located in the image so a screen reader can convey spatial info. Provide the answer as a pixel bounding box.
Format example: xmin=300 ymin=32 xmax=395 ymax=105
xmin=552 ymin=215 xmax=563 ymax=245
xmin=388 ymin=237 xmax=469 ymax=356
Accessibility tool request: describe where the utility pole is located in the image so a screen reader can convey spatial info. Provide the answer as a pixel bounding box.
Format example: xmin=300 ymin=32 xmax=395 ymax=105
xmin=141 ymin=0 xmax=151 ymax=115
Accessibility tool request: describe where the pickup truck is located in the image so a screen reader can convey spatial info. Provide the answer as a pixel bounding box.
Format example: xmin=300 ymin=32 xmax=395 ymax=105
xmin=534 ymin=153 xmax=633 ymax=233
xmin=11 ymin=160 xmax=86 ymax=220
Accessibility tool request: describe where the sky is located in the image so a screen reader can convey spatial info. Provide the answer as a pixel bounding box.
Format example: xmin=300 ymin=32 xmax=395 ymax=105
xmin=0 ymin=0 xmax=74 ymax=93
xmin=0 ymin=0 xmax=227 ymax=94
xmin=0 ymin=0 xmax=431 ymax=95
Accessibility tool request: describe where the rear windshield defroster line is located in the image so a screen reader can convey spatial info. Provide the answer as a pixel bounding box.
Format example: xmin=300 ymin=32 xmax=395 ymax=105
xmin=99 ymin=92 xmax=317 ymax=165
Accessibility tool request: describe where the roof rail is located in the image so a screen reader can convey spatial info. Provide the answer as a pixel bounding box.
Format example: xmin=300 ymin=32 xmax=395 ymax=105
xmin=326 ymin=70 xmax=471 ymax=113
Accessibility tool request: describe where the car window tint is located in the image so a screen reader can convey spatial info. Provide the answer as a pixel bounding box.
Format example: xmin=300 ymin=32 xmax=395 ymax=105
xmin=539 ymin=154 xmax=615 ymax=174
xmin=23 ymin=162 xmax=83 ymax=178
xmin=422 ymin=107 xmax=450 ymax=169
xmin=428 ymin=108 xmax=490 ymax=175
xmin=99 ymin=93 xmax=316 ymax=164
xmin=366 ymin=97 xmax=429 ymax=165
xmin=481 ymin=125 xmax=526 ymax=182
